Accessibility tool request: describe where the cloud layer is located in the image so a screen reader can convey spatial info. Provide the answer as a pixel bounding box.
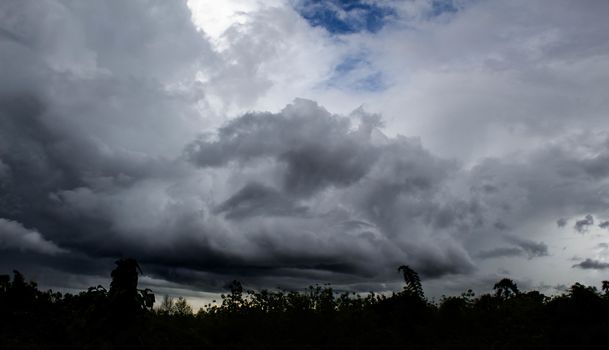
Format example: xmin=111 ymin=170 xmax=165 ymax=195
xmin=1 ymin=0 xmax=609 ymax=297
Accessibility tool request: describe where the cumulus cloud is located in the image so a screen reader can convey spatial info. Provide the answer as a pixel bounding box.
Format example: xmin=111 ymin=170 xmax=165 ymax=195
xmin=0 ymin=0 xmax=480 ymax=286
xmin=186 ymin=99 xmax=382 ymax=195
xmin=2 ymin=0 xmax=609 ymax=298
xmin=0 ymin=0 xmax=215 ymax=280
xmin=0 ymin=8 xmax=480 ymax=287
xmin=184 ymin=98 xmax=476 ymax=280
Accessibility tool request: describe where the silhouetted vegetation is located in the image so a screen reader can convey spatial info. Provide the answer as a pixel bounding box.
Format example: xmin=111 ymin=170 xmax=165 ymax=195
xmin=1 ymin=260 xmax=609 ymax=349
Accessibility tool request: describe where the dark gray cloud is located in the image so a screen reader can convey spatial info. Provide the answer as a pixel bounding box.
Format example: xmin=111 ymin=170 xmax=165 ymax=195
xmin=557 ymin=218 xmax=567 ymax=227
xmin=1 ymin=0 xmax=479 ymax=293
xmin=185 ymin=98 xmax=477 ymax=280
xmin=476 ymin=247 xmax=524 ymax=259
xmin=574 ymin=214 xmax=594 ymax=233
xmin=507 ymin=236 xmax=549 ymax=259
xmin=572 ymin=258 xmax=609 ymax=270
xmin=214 ymin=182 xmax=308 ymax=219
xmin=2 ymin=0 xmax=609 ymax=298
xmin=461 ymin=136 xmax=609 ymax=253
xmin=599 ymin=221 xmax=609 ymax=230
xmin=186 ymin=99 xmax=382 ymax=195
xmin=0 ymin=92 xmax=479 ymax=291
xmin=1 ymin=69 xmax=478 ymax=289
xmin=0 ymin=0 xmax=217 ymax=286
xmin=476 ymin=237 xmax=548 ymax=260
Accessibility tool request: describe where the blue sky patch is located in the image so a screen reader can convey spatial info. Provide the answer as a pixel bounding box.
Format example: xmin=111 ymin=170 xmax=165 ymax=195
xmin=294 ymin=0 xmax=395 ymax=34
xmin=352 ymin=71 xmax=385 ymax=92
xmin=430 ymin=0 xmax=460 ymax=17
xmin=325 ymin=53 xmax=387 ymax=92
xmin=334 ymin=55 xmax=365 ymax=74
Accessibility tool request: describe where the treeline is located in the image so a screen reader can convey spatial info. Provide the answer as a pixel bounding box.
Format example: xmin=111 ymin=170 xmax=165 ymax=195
xmin=1 ymin=261 xmax=609 ymax=349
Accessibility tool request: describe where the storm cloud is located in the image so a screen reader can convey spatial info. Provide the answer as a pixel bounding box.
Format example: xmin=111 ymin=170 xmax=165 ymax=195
xmin=2 ymin=0 xmax=609 ymax=298
xmin=184 ymin=98 xmax=477 ymax=280
xmin=0 ymin=2 xmax=479 ymax=289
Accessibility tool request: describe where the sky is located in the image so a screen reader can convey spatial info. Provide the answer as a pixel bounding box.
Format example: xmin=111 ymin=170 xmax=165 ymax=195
xmin=1 ymin=0 xmax=609 ymax=307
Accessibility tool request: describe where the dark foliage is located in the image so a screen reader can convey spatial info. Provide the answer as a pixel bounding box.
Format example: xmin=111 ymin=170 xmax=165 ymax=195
xmin=398 ymin=265 xmax=424 ymax=299
xmin=1 ymin=261 xmax=609 ymax=349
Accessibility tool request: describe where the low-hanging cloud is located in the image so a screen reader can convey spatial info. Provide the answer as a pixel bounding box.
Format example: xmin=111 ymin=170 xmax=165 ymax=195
xmin=184 ymin=98 xmax=477 ymax=280
xmin=507 ymin=236 xmax=549 ymax=259
xmin=476 ymin=236 xmax=548 ymax=260
xmin=572 ymin=258 xmax=609 ymax=270
xmin=0 ymin=218 xmax=66 ymax=255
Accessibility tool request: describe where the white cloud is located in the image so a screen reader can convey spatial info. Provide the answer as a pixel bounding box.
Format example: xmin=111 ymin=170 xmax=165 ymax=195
xmin=188 ymin=0 xmax=609 ymax=164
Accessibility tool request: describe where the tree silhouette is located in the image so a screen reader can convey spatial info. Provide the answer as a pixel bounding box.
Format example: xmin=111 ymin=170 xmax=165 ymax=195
xmin=223 ymin=280 xmax=245 ymax=312
xmin=109 ymin=258 xmax=142 ymax=314
xmin=398 ymin=265 xmax=424 ymax=299
xmin=4 ymin=260 xmax=609 ymax=349
xmin=159 ymin=295 xmax=193 ymax=315
xmin=159 ymin=294 xmax=175 ymax=314
xmin=108 ymin=258 xmax=154 ymax=314
xmin=173 ymin=296 xmax=193 ymax=316
xmin=493 ymin=278 xmax=519 ymax=299
xmin=105 ymin=258 xmax=155 ymax=349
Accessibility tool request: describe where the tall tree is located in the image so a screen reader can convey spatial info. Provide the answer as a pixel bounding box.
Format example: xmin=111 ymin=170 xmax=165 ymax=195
xmin=493 ymin=278 xmax=519 ymax=299
xmin=398 ymin=265 xmax=424 ymax=299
